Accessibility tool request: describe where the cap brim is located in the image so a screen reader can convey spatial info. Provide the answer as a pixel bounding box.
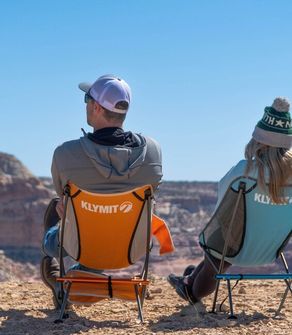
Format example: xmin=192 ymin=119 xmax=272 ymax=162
xmin=78 ymin=82 xmax=92 ymax=93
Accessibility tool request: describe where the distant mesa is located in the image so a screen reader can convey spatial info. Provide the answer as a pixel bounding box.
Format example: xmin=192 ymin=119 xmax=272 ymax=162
xmin=0 ymin=152 xmax=55 ymax=249
xmin=0 ymin=152 xmax=34 ymax=179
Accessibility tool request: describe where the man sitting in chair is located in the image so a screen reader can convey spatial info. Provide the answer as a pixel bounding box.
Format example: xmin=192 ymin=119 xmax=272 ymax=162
xmin=168 ymin=97 xmax=292 ymax=305
xmin=41 ymin=74 xmax=162 ymax=308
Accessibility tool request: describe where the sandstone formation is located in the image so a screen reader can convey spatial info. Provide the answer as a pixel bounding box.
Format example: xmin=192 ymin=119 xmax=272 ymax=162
xmin=0 ymin=250 xmax=38 ymax=281
xmin=0 ymin=152 xmax=54 ymax=248
xmin=152 ymin=181 xmax=217 ymax=271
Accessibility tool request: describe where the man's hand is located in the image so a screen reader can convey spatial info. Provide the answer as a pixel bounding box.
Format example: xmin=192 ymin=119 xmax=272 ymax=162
xmin=56 ymin=198 xmax=65 ymax=218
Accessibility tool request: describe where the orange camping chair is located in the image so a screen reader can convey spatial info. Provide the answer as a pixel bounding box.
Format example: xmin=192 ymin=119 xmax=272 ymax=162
xmin=55 ymin=183 xmax=173 ymax=323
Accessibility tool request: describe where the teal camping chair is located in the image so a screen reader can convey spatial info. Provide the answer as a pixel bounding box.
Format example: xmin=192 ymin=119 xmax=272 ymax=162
xmin=199 ymin=176 xmax=292 ymax=318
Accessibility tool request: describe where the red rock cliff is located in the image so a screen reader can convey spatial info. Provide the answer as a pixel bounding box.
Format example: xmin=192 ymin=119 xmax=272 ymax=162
xmin=0 ymin=152 xmax=55 ymax=247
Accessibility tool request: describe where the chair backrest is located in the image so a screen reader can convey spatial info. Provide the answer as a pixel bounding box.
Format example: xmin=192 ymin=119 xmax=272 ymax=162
xmin=199 ymin=176 xmax=292 ymax=266
xmin=62 ymin=183 xmax=153 ymax=270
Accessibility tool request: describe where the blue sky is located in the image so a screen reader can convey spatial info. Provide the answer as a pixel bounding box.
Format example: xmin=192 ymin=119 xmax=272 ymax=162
xmin=1 ymin=0 xmax=292 ymax=181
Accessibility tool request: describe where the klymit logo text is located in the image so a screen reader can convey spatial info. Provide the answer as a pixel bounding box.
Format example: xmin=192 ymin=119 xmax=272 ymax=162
xmin=81 ymin=201 xmax=133 ymax=213
xmin=254 ymin=193 xmax=292 ymax=205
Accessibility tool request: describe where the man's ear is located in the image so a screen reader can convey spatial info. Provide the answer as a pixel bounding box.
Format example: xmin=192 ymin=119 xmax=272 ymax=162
xmin=93 ymin=102 xmax=102 ymax=114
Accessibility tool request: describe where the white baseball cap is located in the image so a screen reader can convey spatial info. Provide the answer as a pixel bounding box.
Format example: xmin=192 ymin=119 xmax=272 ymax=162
xmin=79 ymin=75 xmax=131 ymax=114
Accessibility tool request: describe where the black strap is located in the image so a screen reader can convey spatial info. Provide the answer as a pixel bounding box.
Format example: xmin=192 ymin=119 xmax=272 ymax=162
xmin=71 ymin=189 xmax=81 ymax=198
xmin=108 ymin=276 xmax=113 ymax=298
xmin=132 ymin=191 xmax=144 ymax=202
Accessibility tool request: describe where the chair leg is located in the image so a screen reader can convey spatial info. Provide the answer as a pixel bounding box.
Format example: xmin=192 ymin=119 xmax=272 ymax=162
xmin=134 ymin=284 xmax=144 ymax=323
xmin=54 ymin=282 xmax=71 ymax=324
xmin=275 ymin=279 xmax=292 ymax=316
xmin=275 ymin=285 xmax=289 ymax=316
xmin=140 ymin=286 xmax=147 ymax=308
xmin=227 ymin=279 xmax=237 ymax=319
xmin=284 ymin=278 xmax=292 ymax=295
xmin=211 ymin=279 xmax=221 ymax=313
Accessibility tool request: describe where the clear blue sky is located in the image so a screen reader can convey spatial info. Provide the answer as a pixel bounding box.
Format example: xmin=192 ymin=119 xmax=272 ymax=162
xmin=1 ymin=0 xmax=292 ymax=181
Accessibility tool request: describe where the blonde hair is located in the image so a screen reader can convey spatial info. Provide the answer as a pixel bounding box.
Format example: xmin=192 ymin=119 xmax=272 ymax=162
xmin=245 ymin=139 xmax=292 ymax=203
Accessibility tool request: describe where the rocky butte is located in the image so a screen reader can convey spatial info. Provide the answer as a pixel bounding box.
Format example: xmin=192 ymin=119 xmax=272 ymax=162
xmin=0 ymin=152 xmax=54 ymax=263
xmin=0 ymin=151 xmax=290 ymax=279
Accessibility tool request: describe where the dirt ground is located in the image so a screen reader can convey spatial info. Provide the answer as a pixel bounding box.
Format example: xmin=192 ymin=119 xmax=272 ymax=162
xmin=0 ymin=277 xmax=291 ymax=335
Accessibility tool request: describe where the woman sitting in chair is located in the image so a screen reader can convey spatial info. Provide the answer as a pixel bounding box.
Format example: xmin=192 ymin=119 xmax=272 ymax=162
xmin=168 ymin=97 xmax=292 ymax=304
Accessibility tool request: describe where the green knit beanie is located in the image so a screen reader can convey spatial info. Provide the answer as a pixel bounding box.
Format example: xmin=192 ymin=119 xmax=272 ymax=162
xmin=252 ymin=97 xmax=292 ymax=148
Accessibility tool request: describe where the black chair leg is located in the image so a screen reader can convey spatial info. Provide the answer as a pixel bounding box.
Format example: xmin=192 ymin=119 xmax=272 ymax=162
xmin=134 ymin=284 xmax=144 ymax=323
xmin=210 ymin=279 xmax=220 ymax=314
xmin=275 ymin=280 xmax=291 ymax=317
xmin=227 ymin=279 xmax=237 ymax=319
xmin=54 ymin=283 xmax=71 ymax=323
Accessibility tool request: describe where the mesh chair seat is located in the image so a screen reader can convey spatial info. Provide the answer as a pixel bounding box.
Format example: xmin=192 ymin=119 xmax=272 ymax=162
xmin=199 ymin=176 xmax=292 ymax=318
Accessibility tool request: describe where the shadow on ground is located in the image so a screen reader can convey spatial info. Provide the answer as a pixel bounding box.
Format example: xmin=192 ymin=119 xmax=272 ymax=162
xmin=0 ymin=308 xmax=132 ymax=335
xmin=148 ymin=303 xmax=269 ymax=333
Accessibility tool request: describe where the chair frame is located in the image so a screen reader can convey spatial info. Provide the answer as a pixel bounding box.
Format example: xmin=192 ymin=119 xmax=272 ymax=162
xmin=55 ymin=184 xmax=153 ymax=323
xmin=202 ymin=181 xmax=292 ymax=319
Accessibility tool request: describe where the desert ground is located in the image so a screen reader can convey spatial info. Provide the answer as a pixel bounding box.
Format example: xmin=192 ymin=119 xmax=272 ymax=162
xmin=0 ymin=276 xmax=291 ymax=335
